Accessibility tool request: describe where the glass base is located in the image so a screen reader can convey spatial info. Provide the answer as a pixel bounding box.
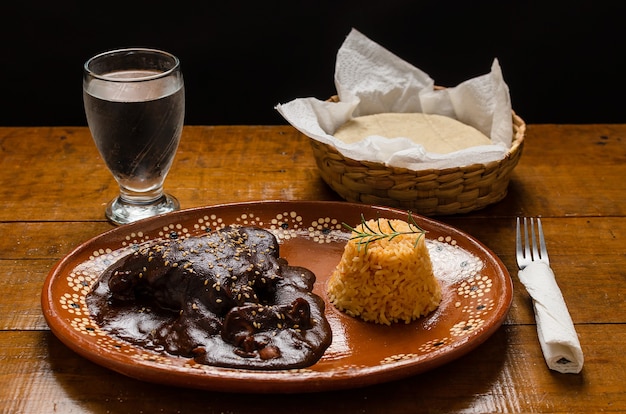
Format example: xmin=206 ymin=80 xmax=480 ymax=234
xmin=105 ymin=193 xmax=180 ymax=225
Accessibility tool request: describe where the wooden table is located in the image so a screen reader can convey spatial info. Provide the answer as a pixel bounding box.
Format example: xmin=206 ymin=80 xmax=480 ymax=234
xmin=1 ymin=124 xmax=625 ymax=413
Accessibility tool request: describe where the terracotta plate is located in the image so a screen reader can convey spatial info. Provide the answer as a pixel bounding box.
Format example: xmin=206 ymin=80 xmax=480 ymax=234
xmin=42 ymin=201 xmax=512 ymax=393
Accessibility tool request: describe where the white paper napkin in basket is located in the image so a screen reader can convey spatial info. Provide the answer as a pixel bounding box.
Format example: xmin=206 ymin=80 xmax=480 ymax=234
xmin=276 ymin=28 xmax=514 ymax=171
xmin=518 ymin=262 xmax=584 ymax=374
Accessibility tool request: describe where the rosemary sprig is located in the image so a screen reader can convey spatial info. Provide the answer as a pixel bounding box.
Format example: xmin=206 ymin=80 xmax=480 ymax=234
xmin=343 ymin=212 xmax=426 ymax=252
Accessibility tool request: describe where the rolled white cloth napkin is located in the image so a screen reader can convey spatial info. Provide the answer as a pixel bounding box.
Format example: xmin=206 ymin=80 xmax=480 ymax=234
xmin=518 ymin=261 xmax=584 ymax=374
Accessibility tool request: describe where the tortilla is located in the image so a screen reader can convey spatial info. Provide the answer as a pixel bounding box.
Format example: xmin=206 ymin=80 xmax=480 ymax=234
xmin=333 ymin=113 xmax=491 ymax=154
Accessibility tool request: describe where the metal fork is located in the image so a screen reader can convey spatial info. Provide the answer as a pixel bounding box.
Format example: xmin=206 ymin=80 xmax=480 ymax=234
xmin=516 ymin=217 xmax=550 ymax=269
xmin=515 ymin=217 xmax=583 ymax=373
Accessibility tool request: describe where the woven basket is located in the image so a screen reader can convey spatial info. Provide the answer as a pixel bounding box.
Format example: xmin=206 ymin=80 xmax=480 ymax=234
xmin=309 ymin=107 xmax=526 ymax=216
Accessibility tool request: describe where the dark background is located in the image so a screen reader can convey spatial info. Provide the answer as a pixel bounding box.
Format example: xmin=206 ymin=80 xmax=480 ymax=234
xmin=1 ymin=1 xmax=624 ymax=126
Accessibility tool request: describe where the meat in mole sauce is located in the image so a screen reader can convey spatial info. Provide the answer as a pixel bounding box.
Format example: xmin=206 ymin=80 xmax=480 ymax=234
xmin=86 ymin=226 xmax=332 ymax=370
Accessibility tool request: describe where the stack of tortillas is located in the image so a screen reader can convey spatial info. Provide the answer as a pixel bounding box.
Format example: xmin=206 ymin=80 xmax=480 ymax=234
xmin=333 ymin=113 xmax=492 ymax=154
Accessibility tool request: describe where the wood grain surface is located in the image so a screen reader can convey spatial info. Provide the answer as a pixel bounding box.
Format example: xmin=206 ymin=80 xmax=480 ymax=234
xmin=1 ymin=124 xmax=625 ymax=413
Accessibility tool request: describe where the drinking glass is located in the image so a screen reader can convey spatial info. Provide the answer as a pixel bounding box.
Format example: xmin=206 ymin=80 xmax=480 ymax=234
xmin=83 ymin=48 xmax=185 ymax=225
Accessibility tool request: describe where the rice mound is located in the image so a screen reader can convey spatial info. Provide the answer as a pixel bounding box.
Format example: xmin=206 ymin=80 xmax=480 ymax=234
xmin=327 ymin=219 xmax=442 ymax=325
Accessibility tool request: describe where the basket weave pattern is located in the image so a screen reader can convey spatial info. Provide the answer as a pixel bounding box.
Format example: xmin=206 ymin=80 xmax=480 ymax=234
xmin=309 ymin=112 xmax=526 ymax=215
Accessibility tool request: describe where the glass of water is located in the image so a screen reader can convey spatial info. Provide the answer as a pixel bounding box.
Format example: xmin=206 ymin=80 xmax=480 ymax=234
xmin=83 ymin=48 xmax=185 ymax=225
